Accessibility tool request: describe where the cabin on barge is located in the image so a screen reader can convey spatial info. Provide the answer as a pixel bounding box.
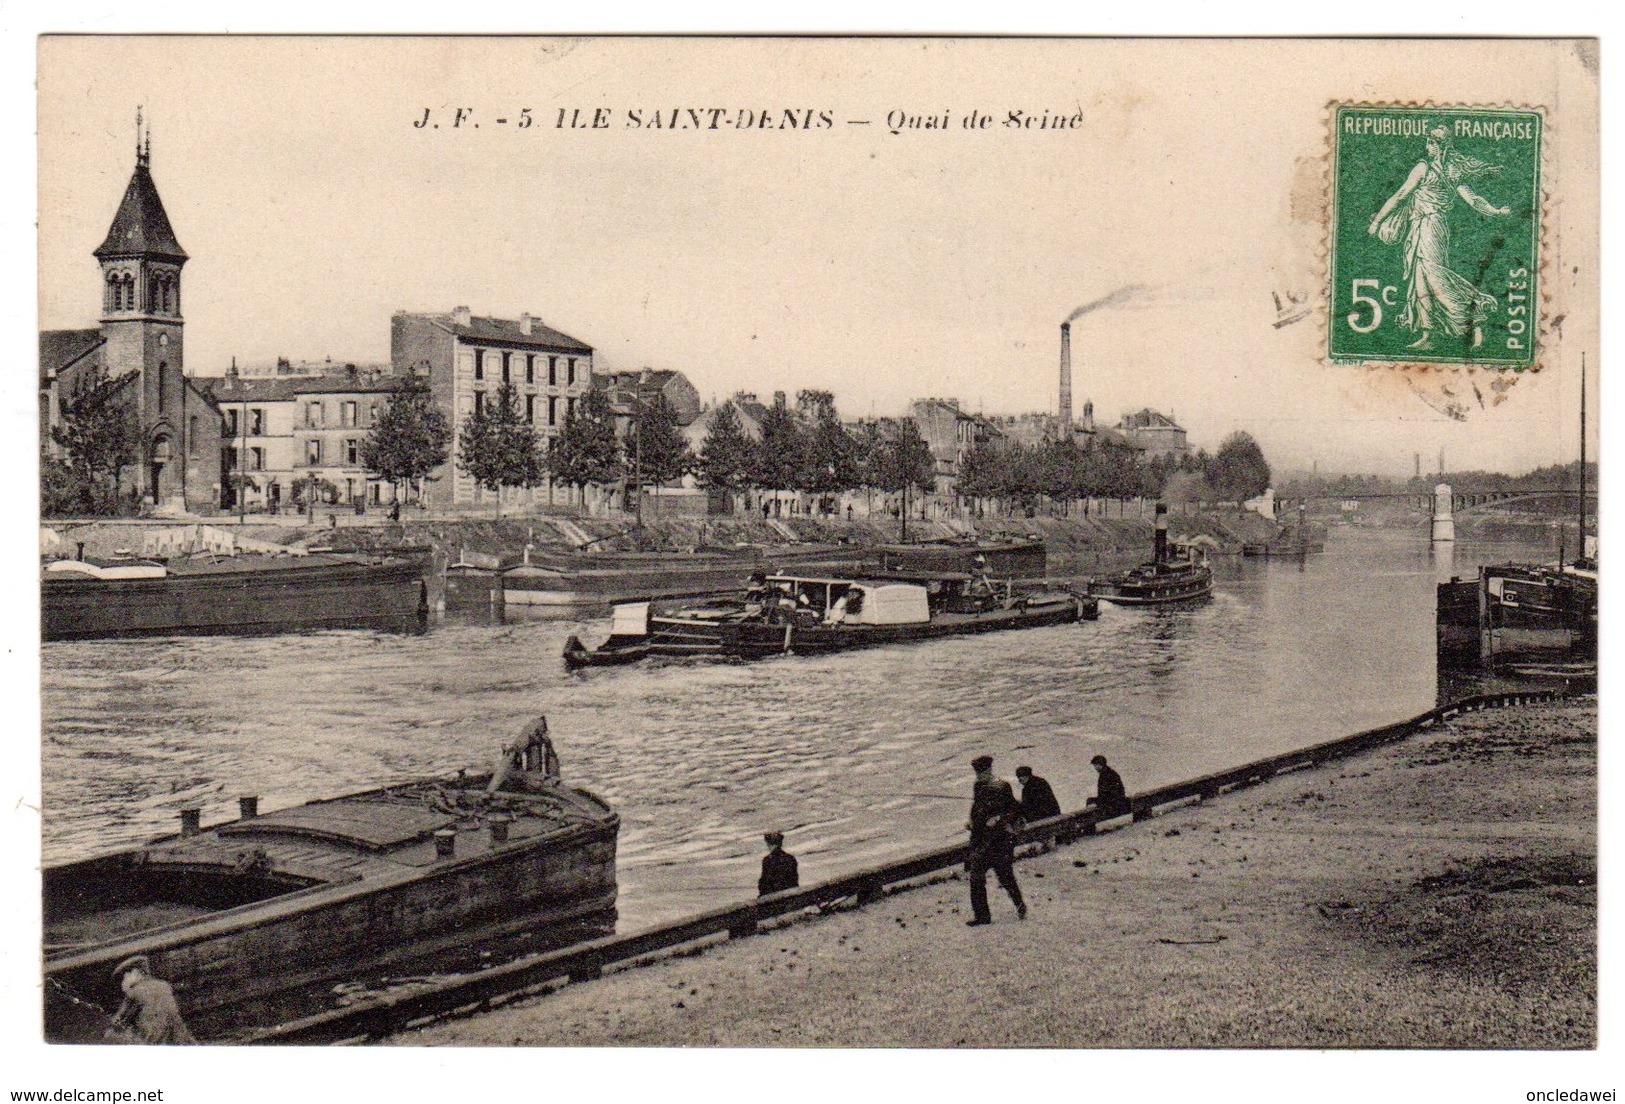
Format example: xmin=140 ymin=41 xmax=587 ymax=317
xmin=44 ymin=751 xmax=617 ymax=1042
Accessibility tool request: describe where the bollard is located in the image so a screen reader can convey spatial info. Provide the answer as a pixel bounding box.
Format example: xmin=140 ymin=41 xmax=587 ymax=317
xmin=238 ymin=795 xmax=259 ymax=820
xmin=433 ymin=829 xmax=457 ymax=859
xmin=179 ymin=807 xmax=202 ymax=836
xmin=489 ymin=815 xmax=511 ymax=843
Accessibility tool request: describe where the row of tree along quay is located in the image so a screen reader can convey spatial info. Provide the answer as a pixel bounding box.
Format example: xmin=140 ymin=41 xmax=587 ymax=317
xmin=41 ymin=364 xmax=1272 ymax=523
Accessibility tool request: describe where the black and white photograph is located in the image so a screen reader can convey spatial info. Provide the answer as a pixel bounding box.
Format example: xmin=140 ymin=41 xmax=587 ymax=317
xmin=8 ymin=22 xmax=1609 ymax=1103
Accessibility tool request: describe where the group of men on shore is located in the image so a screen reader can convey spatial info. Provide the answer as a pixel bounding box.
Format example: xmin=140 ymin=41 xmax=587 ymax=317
xmin=758 ymin=752 xmax=1131 ymax=929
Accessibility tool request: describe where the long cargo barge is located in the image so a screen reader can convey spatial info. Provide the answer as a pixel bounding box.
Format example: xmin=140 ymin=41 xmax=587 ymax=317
xmin=44 ymin=756 xmax=618 ymax=1042
xmin=41 ymin=552 xmax=430 ymax=641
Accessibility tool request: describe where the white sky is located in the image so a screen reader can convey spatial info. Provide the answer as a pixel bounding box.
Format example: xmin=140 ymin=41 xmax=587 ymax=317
xmin=36 ymin=36 xmax=1598 ymax=478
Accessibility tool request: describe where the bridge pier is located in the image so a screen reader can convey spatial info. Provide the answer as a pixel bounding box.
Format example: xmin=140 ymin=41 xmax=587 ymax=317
xmin=1431 ymin=483 xmax=1455 ymax=543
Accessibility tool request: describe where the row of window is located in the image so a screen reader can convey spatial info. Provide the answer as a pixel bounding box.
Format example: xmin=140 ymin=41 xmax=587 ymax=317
xmin=470 ymin=391 xmax=575 ymax=426
xmin=104 ymin=270 xmax=179 ymax=315
xmin=471 ymin=349 xmax=579 ymax=387
xmin=224 ymin=438 xmax=364 ymax=469
xmin=223 ymin=400 xmax=381 ymax=436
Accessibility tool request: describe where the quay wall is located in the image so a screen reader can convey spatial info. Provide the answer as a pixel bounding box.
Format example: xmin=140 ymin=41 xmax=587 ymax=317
xmin=41 ymin=509 xmax=1282 ymax=568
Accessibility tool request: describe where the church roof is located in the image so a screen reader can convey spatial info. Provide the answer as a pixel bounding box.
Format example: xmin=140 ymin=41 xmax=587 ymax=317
xmin=94 ymin=162 xmax=187 ymax=262
xmin=40 ymin=329 xmax=104 ymax=376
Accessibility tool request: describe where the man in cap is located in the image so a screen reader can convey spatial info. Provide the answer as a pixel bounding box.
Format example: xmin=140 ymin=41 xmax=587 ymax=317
xmin=964 ymin=755 xmax=1026 ymax=926
xmin=1088 ymin=755 xmax=1132 ymax=821
xmin=107 ymin=955 xmax=195 ymax=1044
xmin=1015 ymin=766 xmax=1062 ymax=823
xmin=758 ymin=830 xmax=800 ymax=896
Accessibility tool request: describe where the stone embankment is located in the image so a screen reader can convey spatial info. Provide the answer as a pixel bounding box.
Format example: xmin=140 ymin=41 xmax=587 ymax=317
xmin=42 ymin=508 xmax=1281 ymax=569
xmin=394 ymin=697 xmax=1595 ymax=1049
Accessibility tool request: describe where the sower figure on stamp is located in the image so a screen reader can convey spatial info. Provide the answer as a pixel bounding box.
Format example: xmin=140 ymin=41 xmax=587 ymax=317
xmin=965 ymin=755 xmax=1026 ymax=926
xmin=106 ymin=955 xmax=195 ymax=1045
xmin=1367 ymin=126 xmax=1510 ymax=351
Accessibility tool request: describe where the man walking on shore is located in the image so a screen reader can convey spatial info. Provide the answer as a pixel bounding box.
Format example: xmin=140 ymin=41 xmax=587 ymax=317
xmin=965 ymin=755 xmax=1026 ymax=926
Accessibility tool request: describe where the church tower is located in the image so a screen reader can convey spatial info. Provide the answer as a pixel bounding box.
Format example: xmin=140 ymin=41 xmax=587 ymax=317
xmin=94 ymin=113 xmax=189 ymax=505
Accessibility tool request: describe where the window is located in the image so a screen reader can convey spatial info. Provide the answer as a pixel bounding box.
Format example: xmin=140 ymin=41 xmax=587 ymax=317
xmin=474 ymin=351 xmax=484 ymax=381
xmin=567 ymin=396 xmax=577 ymax=419
xmin=223 ymin=446 xmax=238 ymax=472
xmin=369 ymin=402 xmax=379 ymax=425
xmin=345 ymin=439 xmax=359 ymax=465
xmin=306 ymin=439 xmax=322 ymax=465
xmin=525 ymin=394 xmax=535 ymax=423
xmin=473 ymin=390 xmax=486 ymax=414
xmin=548 ymin=396 xmax=558 ymax=426
xmin=223 ymin=408 xmax=239 ymax=437
xmin=249 ymin=408 xmax=264 ymax=436
xmin=548 ymin=356 xmax=557 ymax=386
xmin=345 ymin=478 xmax=356 ymax=503
xmin=501 ymin=352 xmax=511 ymax=385
xmin=250 ymin=447 xmax=265 ymax=472
xmin=525 ymin=355 xmax=535 ymax=384
xmin=566 ymin=358 xmax=576 ymax=386
xmin=307 ymin=401 xmax=322 ymax=427
xmin=342 ymin=401 xmax=357 ymax=427
xmin=156 ymin=362 xmax=168 ymax=413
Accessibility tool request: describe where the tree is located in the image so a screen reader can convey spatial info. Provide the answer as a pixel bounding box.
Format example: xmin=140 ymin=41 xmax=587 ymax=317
xmin=872 ymin=418 xmax=936 ymax=495
xmin=361 ymin=373 xmax=451 ymax=504
xmin=49 ymin=365 xmax=139 ymax=515
xmin=749 ymin=393 xmax=804 ymax=494
xmin=457 ymin=381 xmax=545 ymax=495
xmin=696 ymin=402 xmax=754 ymax=493
xmin=1207 ymin=431 xmax=1272 ymax=504
xmin=796 ymin=389 xmax=859 ymax=502
xmin=628 ymin=391 xmax=692 ymax=491
xmin=549 ymin=387 xmax=622 ymax=508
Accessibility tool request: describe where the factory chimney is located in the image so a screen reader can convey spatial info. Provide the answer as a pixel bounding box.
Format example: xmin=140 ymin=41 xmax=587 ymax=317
xmin=1059 ymin=323 xmax=1073 ymax=430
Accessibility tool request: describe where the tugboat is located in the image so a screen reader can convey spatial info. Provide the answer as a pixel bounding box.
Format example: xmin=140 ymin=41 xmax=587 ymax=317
xmin=1088 ymin=503 xmax=1214 ymax=606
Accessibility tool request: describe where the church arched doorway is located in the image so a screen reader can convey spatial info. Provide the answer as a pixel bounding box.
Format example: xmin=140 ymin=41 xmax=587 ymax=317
xmin=149 ymin=434 xmax=174 ymax=503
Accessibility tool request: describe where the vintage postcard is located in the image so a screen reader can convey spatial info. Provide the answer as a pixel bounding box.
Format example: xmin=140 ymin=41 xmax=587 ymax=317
xmin=18 ymin=32 xmax=1603 ymax=1100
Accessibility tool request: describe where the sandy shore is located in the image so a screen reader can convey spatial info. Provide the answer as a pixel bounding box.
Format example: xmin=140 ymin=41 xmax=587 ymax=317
xmin=393 ymin=698 xmax=1596 ymax=1049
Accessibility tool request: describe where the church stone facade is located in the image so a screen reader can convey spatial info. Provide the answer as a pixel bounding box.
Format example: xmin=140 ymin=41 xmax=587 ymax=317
xmin=40 ymin=132 xmax=225 ymax=514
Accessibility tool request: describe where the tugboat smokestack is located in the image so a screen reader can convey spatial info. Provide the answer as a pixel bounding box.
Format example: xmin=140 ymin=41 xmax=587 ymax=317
xmin=1154 ymin=502 xmax=1168 ymax=564
xmin=1059 ymin=322 xmax=1073 ymax=430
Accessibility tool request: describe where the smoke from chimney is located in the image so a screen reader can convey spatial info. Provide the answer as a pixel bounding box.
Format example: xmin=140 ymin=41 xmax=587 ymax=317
xmin=1059 ymin=323 xmax=1073 ymax=429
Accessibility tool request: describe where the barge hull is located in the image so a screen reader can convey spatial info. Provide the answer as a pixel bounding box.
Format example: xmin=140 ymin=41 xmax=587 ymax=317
xmin=42 ymin=558 xmax=429 ymax=642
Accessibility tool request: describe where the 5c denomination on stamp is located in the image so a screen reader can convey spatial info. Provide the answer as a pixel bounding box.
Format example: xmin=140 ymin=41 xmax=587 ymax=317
xmin=1328 ymin=104 xmax=1542 ymax=369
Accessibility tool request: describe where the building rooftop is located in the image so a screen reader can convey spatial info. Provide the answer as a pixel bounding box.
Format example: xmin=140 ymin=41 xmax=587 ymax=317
xmin=94 ymin=162 xmax=187 ymax=262
xmin=40 ymin=329 xmax=105 ymax=385
xmin=402 ymin=310 xmax=592 ymax=354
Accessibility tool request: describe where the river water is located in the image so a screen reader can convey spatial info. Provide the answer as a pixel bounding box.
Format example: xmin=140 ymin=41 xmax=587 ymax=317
xmin=40 ymin=526 xmax=1554 ymax=935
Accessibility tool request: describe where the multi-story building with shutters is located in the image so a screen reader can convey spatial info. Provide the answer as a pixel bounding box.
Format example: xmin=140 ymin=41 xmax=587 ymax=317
xmin=391 ymin=308 xmax=595 ymax=508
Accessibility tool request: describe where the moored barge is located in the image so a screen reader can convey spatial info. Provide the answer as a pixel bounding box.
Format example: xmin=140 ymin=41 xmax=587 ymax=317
xmin=716 ymin=573 xmax=1092 ymax=659
xmin=44 ymin=745 xmax=618 ymax=1042
xmin=42 ymin=551 xmax=429 ymax=641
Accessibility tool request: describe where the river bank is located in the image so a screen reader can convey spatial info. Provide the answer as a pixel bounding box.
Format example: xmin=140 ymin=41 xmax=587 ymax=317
xmin=393 ymin=697 xmax=1596 ymax=1049
xmin=42 ymin=508 xmax=1282 ymax=569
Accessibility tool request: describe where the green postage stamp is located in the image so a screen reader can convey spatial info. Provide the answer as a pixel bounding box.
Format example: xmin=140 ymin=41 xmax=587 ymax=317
xmin=1328 ymin=104 xmax=1542 ymax=369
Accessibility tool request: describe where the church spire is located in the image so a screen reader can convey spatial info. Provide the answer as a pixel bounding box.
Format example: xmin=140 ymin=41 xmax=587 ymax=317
xmin=95 ymin=111 xmax=186 ymax=263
